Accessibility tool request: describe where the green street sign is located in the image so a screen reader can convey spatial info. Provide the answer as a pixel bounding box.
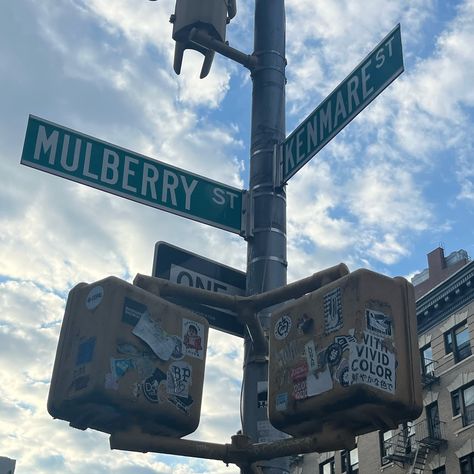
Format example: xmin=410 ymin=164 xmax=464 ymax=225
xmin=281 ymin=24 xmax=404 ymax=184
xmin=21 ymin=116 xmax=244 ymax=234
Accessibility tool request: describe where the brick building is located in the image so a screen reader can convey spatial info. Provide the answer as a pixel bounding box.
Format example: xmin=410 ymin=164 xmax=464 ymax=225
xmin=291 ymin=247 xmax=474 ymax=474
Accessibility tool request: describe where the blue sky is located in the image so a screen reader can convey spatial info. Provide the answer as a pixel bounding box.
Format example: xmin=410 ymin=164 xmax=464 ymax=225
xmin=1 ymin=1 xmax=473 ymax=473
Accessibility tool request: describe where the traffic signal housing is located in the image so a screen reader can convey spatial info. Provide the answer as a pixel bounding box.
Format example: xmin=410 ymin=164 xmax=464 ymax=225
xmin=171 ymin=0 xmax=236 ymax=78
xmin=268 ymin=269 xmax=422 ymax=448
xmin=48 ymin=276 xmax=208 ymax=438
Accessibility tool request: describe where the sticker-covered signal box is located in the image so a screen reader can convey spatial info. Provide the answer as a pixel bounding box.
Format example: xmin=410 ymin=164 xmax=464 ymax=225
xmin=48 ymin=276 xmax=208 ymax=438
xmin=268 ymin=269 xmax=422 ymax=446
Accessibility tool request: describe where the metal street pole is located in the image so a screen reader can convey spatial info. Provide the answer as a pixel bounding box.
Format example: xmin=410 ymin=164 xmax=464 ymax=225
xmin=244 ymin=1 xmax=288 ymax=473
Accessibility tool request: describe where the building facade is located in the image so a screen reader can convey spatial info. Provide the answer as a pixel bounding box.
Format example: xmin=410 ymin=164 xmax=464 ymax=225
xmin=291 ymin=248 xmax=474 ymax=474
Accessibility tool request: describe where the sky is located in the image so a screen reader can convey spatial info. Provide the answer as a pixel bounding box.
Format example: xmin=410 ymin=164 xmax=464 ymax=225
xmin=1 ymin=0 xmax=473 ymax=473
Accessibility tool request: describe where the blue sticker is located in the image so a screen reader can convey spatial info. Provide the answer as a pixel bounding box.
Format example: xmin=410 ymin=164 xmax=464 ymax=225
xmin=76 ymin=337 xmax=96 ymax=365
xmin=276 ymin=392 xmax=288 ymax=411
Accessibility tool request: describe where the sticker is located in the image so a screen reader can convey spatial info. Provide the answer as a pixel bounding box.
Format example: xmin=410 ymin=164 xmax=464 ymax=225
xmin=366 ymin=309 xmax=392 ymax=337
xmin=170 ymin=336 xmax=184 ymax=360
xmin=133 ymin=311 xmax=176 ymax=361
xmin=276 ymin=392 xmax=288 ymax=411
xmin=70 ymin=366 xmax=89 ymax=392
xmin=297 ymin=313 xmax=314 ymax=334
xmin=257 ymin=381 xmax=268 ymax=409
xmin=326 ymin=342 xmax=343 ymax=366
xmin=117 ymin=342 xmax=142 ymax=357
xmin=274 ymin=314 xmax=292 ymax=340
xmin=324 ymin=287 xmax=343 ymax=334
xmin=291 ymin=362 xmax=309 ymax=382
xmin=76 ymin=337 xmax=96 ymax=365
xmin=71 ymin=375 xmax=89 ymax=391
xmin=122 ymin=297 xmax=148 ymax=326
xmin=168 ymin=394 xmax=193 ymax=414
xmin=336 ymin=360 xmax=350 ymax=387
xmin=305 ymin=340 xmax=318 ymax=372
xmin=142 ymin=368 xmax=167 ymax=403
xmin=105 ymin=372 xmax=119 ymax=390
xmin=132 ymin=382 xmax=141 ymax=398
xmin=306 ymin=367 xmax=333 ymax=397
xmin=349 ymin=331 xmax=396 ymax=394
xmin=110 ymin=357 xmax=134 ymax=378
xmin=183 ymin=319 xmax=204 ymax=359
xmin=167 ymin=361 xmax=192 ymax=398
xmin=293 ymin=379 xmax=307 ymax=400
xmin=276 ymin=340 xmax=302 ymax=366
xmin=334 ymin=334 xmax=356 ymax=352
xmin=86 ymin=286 xmax=103 ymax=310
xmin=134 ymin=356 xmax=156 ymax=378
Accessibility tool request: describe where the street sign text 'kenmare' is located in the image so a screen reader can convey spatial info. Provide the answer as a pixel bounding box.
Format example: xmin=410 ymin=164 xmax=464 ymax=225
xmin=281 ymin=24 xmax=403 ymax=184
xmin=21 ymin=116 xmax=244 ymax=234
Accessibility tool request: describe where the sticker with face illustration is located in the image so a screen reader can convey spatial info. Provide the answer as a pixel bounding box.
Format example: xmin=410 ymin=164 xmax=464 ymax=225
xmin=183 ymin=319 xmax=204 ymax=359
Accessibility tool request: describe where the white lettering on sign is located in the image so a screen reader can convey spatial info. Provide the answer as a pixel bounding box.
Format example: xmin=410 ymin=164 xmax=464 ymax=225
xmin=101 ymin=149 xmax=119 ymax=184
xmin=212 ymin=187 xmax=240 ymax=209
xmin=34 ymin=125 xmax=58 ymax=164
xmin=282 ymin=28 xmax=402 ymax=183
xmin=169 ymin=264 xmax=245 ymax=296
xmin=32 ymin=125 xmax=200 ymax=212
xmin=349 ymin=331 xmax=396 ymax=394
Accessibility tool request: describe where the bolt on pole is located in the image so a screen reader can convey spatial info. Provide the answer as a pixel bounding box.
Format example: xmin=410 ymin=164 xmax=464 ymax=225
xmin=244 ymin=1 xmax=288 ymax=473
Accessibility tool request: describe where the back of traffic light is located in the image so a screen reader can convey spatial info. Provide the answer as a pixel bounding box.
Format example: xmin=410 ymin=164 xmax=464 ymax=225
xmin=268 ymin=269 xmax=423 ymax=448
xmin=48 ymin=276 xmax=209 ymax=438
xmin=171 ymin=0 xmax=237 ymax=78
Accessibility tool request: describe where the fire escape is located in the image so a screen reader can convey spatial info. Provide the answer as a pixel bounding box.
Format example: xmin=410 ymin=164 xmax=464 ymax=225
xmin=383 ymin=359 xmax=447 ymax=473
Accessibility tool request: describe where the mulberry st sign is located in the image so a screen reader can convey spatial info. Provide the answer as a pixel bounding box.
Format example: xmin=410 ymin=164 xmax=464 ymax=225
xmin=280 ymin=24 xmax=404 ymax=184
xmin=21 ymin=116 xmax=244 ymax=234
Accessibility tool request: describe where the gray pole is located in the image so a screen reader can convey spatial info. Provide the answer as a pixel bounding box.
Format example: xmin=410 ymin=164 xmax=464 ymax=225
xmin=243 ymin=1 xmax=288 ymax=473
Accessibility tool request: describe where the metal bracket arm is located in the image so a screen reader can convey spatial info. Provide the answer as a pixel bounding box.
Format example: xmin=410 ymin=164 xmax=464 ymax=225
xmin=110 ymin=430 xmax=355 ymax=467
xmin=189 ymin=27 xmax=258 ymax=71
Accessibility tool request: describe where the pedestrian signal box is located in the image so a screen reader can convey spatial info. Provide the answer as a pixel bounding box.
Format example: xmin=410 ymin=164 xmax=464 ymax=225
xmin=48 ymin=276 xmax=208 ymax=438
xmin=268 ymin=269 xmax=422 ymax=446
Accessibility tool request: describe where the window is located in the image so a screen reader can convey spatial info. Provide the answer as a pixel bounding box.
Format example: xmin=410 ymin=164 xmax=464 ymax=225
xmin=319 ymin=457 xmax=335 ymax=474
xmin=452 ymin=382 xmax=474 ymax=426
xmin=444 ymin=322 xmax=471 ymax=363
xmin=460 ymin=453 xmax=474 ymax=474
xmin=426 ymin=402 xmax=441 ymax=439
xmin=421 ymin=344 xmax=435 ymax=374
xmin=341 ymin=446 xmax=359 ymax=473
xmin=432 ymin=466 xmax=446 ymax=474
xmin=379 ymin=430 xmax=393 ymax=465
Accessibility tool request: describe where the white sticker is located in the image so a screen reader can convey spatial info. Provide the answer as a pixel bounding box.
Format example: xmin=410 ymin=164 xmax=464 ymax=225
xmin=183 ymin=319 xmax=205 ymax=359
xmin=167 ymin=361 xmax=192 ymax=398
xmin=349 ymin=331 xmax=396 ymax=394
xmin=257 ymin=381 xmax=268 ymax=409
xmin=86 ymin=286 xmax=104 ymax=310
xmin=306 ymin=367 xmax=333 ymax=397
xmin=132 ymin=311 xmax=175 ymax=361
xmin=276 ymin=392 xmax=288 ymax=411
xmin=274 ymin=314 xmax=292 ymax=340
xmin=366 ymin=309 xmax=392 ymax=337
xmin=305 ymin=340 xmax=318 ymax=372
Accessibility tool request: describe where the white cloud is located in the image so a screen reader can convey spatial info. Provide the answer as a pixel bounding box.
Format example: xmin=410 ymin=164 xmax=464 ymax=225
xmin=2 ymin=1 xmax=474 ymax=473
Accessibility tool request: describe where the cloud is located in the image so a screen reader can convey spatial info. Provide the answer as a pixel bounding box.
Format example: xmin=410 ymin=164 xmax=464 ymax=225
xmin=2 ymin=1 xmax=474 ymax=473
